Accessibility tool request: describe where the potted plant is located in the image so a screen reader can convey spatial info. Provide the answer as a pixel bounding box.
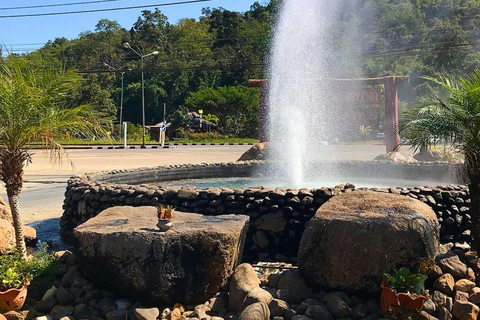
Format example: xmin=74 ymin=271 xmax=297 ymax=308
xmin=0 ymin=246 xmax=56 ymax=313
xmin=156 ymin=205 xmax=174 ymax=231
xmin=381 ymin=267 xmax=428 ymax=316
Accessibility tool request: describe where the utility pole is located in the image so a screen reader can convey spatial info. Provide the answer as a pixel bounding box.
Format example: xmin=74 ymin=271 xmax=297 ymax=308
xmin=163 ymin=103 xmax=166 ymax=124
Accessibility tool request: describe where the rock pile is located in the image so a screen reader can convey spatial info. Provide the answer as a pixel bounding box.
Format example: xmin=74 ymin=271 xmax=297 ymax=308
xmin=4 ymin=246 xmax=480 ymax=320
xmin=419 ymin=249 xmax=480 ymax=320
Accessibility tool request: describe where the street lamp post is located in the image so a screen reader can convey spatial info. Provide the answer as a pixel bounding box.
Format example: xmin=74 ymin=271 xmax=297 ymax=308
xmin=123 ymin=42 xmax=159 ymax=148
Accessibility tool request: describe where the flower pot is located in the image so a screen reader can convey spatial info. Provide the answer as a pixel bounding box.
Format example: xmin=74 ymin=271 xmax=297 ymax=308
xmin=381 ymin=285 xmax=427 ymax=313
xmin=157 ymin=219 xmax=173 ymax=232
xmin=0 ymin=285 xmax=28 ymax=313
xmin=397 ymin=293 xmax=428 ymax=311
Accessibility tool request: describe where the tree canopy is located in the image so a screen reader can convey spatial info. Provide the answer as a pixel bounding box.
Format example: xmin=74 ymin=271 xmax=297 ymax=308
xmin=11 ymin=0 xmax=480 ymax=138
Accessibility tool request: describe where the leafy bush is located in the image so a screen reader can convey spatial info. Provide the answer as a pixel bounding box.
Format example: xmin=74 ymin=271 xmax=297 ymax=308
xmin=0 ymin=245 xmax=58 ymax=291
xmin=383 ymin=267 xmax=427 ymax=296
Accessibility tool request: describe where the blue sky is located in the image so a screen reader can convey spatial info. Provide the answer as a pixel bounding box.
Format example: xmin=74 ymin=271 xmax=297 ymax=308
xmin=0 ymin=0 xmax=261 ymax=54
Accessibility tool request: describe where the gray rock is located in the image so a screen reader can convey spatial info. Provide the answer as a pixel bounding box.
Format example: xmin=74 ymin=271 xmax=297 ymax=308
xmin=114 ymin=298 xmax=131 ymax=310
xmin=290 ymin=317 xmax=313 ymax=320
xmin=452 ymin=300 xmax=479 ymax=320
xmin=433 ymin=274 xmax=455 ymax=294
xmin=238 ymin=302 xmax=270 ymax=320
xmin=269 ymin=299 xmax=289 ymax=317
xmin=85 ymin=290 xmax=102 ymax=301
xmin=36 ymin=295 xmax=59 ymax=313
xmin=71 ymin=278 xmax=89 ymax=289
xmin=73 ymin=303 xmax=88 ymax=315
xmin=105 ymin=309 xmax=129 ymax=320
xmin=423 ymin=298 xmax=436 ymax=315
xmin=284 ymin=309 xmax=296 ymax=320
xmin=69 ymin=287 xmax=84 ymax=299
xmin=324 ymin=293 xmax=351 ymax=318
xmin=209 ymin=297 xmax=227 ymax=313
xmin=311 ymin=305 xmax=333 ymax=320
xmin=50 ymin=305 xmax=74 ymax=320
xmin=436 ymin=253 xmax=467 ymax=278
xmin=61 ymin=269 xmax=81 ymax=288
xmin=350 ymin=304 xmax=368 ymax=320
xmin=433 ymin=291 xmax=447 ymax=309
xmin=74 ymin=207 xmax=249 ymax=306
xmin=243 ymin=287 xmax=273 ymax=309
xmin=277 ymin=270 xmax=312 ymax=304
xmin=56 ymin=287 xmax=75 ymax=306
xmin=438 ymin=307 xmax=452 ymax=320
xmin=254 ymin=212 xmax=286 ymax=233
xmin=134 ymin=308 xmax=160 ymax=320
xmin=229 ymin=264 xmax=260 ymax=313
xmin=96 ymin=297 xmax=114 ymax=311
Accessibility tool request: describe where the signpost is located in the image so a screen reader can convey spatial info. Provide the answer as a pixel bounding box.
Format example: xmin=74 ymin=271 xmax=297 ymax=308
xmin=123 ymin=122 xmax=127 ymax=148
xmin=160 ymin=123 xmax=166 ymax=147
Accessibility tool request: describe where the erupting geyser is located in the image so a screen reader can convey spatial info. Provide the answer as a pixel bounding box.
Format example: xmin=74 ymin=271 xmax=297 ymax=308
xmin=266 ymin=0 xmax=364 ymax=188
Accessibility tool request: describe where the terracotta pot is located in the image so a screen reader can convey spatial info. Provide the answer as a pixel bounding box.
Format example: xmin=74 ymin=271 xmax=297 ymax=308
xmin=0 ymin=285 xmax=28 ymax=313
xmin=381 ymin=284 xmax=427 ymax=312
xmin=397 ymin=292 xmax=428 ymax=311
xmin=156 ymin=219 xmax=173 ymax=232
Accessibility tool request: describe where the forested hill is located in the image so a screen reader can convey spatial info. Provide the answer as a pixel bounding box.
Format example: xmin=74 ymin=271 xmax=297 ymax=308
xmin=17 ymin=0 xmax=480 ymax=136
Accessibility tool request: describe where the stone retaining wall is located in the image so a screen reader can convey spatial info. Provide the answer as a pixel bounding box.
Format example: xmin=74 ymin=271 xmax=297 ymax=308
xmin=61 ymin=161 xmax=471 ymax=263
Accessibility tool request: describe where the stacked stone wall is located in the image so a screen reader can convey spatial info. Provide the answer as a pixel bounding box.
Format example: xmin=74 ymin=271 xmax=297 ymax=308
xmin=61 ymin=161 xmax=471 ymax=263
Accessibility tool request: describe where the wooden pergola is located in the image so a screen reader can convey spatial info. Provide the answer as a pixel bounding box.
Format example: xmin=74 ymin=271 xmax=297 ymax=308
xmin=248 ymin=76 xmax=409 ymax=153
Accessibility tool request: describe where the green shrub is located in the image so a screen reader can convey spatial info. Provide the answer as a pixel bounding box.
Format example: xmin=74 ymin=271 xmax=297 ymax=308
xmin=0 ymin=245 xmax=58 ymax=291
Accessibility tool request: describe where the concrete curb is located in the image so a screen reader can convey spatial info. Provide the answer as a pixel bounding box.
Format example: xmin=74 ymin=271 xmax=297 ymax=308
xmin=94 ymin=145 xmax=171 ymax=150
xmin=27 ymin=143 xmax=256 ymax=150
xmin=166 ymin=143 xmax=256 ymax=146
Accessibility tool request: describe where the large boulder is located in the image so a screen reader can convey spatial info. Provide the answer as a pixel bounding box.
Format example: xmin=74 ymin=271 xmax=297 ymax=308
xmin=298 ymin=191 xmax=440 ymax=292
xmin=238 ymin=143 xmax=268 ymax=161
xmin=0 ymin=195 xmax=15 ymax=254
xmin=74 ymin=206 xmax=249 ymax=305
xmin=0 ymin=218 xmax=15 ymax=254
xmin=413 ymin=149 xmax=446 ymax=161
xmin=0 ymin=195 xmax=12 ymax=222
xmin=374 ymin=152 xmax=418 ymax=164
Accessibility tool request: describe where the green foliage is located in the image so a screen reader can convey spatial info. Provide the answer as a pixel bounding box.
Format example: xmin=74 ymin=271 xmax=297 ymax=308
xmin=383 ymin=267 xmax=427 ymax=296
xmin=401 ymin=70 xmax=480 ymax=179
xmin=185 ymin=86 xmax=259 ymax=138
xmin=0 ymin=245 xmax=58 ymax=291
xmin=203 ymin=113 xmax=219 ymax=125
xmin=13 ymin=0 xmax=480 ymax=137
xmin=0 ymin=57 xmax=107 ymax=155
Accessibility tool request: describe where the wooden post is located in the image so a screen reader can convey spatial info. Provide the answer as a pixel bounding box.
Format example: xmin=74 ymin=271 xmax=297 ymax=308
xmin=384 ymin=77 xmax=401 ymax=153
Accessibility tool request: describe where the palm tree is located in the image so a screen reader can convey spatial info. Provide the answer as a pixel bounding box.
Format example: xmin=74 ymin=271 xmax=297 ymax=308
xmin=0 ymin=58 xmax=105 ymax=259
xmin=401 ymin=70 xmax=480 ymax=250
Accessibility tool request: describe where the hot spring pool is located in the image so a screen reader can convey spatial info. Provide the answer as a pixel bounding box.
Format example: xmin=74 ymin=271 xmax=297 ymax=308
xmin=162 ymin=176 xmax=454 ymax=189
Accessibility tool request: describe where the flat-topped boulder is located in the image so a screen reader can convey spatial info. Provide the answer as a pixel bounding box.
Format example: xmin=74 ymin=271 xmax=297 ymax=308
xmin=73 ymin=206 xmax=249 ymax=305
xmin=298 ymin=191 xmax=440 ymax=292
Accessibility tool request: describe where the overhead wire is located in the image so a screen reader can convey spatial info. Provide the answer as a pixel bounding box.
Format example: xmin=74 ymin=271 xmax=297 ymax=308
xmin=0 ymin=0 xmax=215 ymax=19
xmin=0 ymin=0 xmax=126 ymax=11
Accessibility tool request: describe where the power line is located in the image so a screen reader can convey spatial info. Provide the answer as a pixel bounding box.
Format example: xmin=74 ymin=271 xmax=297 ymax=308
xmin=0 ymin=0 xmax=126 ymax=11
xmin=0 ymin=0 xmax=215 ymax=19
